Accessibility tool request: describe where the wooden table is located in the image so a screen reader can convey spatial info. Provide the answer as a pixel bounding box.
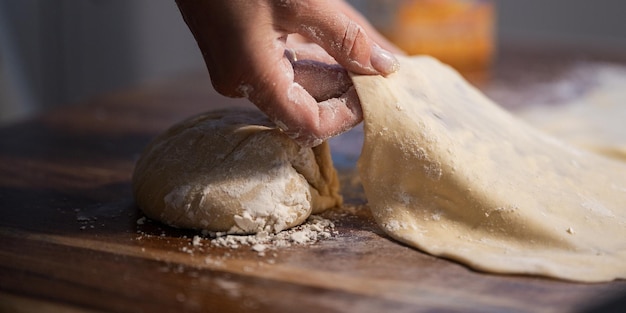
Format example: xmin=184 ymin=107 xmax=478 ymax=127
xmin=1 ymin=47 xmax=626 ymax=313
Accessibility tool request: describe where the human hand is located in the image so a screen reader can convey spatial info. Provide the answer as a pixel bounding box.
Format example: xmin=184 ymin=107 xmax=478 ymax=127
xmin=176 ymin=0 xmax=401 ymax=147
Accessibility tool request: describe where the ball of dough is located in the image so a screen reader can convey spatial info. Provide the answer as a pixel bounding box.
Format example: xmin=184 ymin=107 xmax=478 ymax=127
xmin=132 ymin=108 xmax=342 ymax=234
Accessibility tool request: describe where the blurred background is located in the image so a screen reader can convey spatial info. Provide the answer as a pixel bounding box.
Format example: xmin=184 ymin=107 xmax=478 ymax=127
xmin=1 ymin=0 xmax=625 ymax=125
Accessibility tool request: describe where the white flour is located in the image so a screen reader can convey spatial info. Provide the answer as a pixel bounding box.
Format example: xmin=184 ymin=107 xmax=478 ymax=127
xmin=206 ymin=215 xmax=336 ymax=256
xmin=135 ymin=212 xmax=337 ymax=260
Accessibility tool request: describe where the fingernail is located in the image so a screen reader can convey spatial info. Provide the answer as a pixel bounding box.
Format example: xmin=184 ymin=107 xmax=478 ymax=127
xmin=370 ymin=45 xmax=400 ymax=75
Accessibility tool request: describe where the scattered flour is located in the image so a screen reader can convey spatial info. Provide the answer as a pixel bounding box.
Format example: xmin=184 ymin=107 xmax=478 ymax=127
xmin=208 ymin=215 xmax=336 ymax=254
xmin=192 ymin=235 xmax=203 ymax=246
xmin=134 ymin=215 xmax=337 ymax=259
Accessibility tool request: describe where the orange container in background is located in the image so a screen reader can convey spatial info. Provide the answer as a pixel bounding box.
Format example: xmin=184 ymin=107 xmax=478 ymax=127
xmin=356 ymin=0 xmax=495 ymax=79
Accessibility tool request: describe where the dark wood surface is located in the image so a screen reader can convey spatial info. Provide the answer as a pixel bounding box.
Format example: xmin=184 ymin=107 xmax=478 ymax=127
xmin=1 ymin=47 xmax=626 ymax=313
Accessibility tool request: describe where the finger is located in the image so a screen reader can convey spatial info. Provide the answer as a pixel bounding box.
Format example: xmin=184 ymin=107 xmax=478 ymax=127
xmin=275 ymin=84 xmax=362 ymax=147
xmin=285 ymin=39 xmax=337 ymax=64
xmin=318 ymin=86 xmax=363 ymax=137
xmin=279 ymin=0 xmax=399 ymax=76
xmin=292 ymin=60 xmax=352 ymax=102
xmin=248 ymin=57 xmax=361 ymax=147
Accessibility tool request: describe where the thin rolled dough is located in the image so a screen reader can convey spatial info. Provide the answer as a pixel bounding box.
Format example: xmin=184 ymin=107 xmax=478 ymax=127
xmin=352 ymin=56 xmax=626 ymax=282
xmin=132 ymin=108 xmax=341 ymax=234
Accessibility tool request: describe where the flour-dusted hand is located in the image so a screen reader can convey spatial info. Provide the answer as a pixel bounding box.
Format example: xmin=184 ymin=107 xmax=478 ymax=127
xmin=175 ymin=0 xmax=401 ymax=147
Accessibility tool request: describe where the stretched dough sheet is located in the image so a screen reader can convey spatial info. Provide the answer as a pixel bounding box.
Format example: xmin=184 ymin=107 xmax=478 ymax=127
xmin=352 ymin=56 xmax=626 ymax=282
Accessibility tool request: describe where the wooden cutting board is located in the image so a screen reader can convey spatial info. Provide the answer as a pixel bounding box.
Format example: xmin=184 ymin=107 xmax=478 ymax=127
xmin=1 ymin=47 xmax=625 ymax=313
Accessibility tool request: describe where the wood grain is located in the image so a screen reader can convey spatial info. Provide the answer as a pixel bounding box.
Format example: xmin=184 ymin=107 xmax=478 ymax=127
xmin=1 ymin=49 xmax=626 ymax=313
